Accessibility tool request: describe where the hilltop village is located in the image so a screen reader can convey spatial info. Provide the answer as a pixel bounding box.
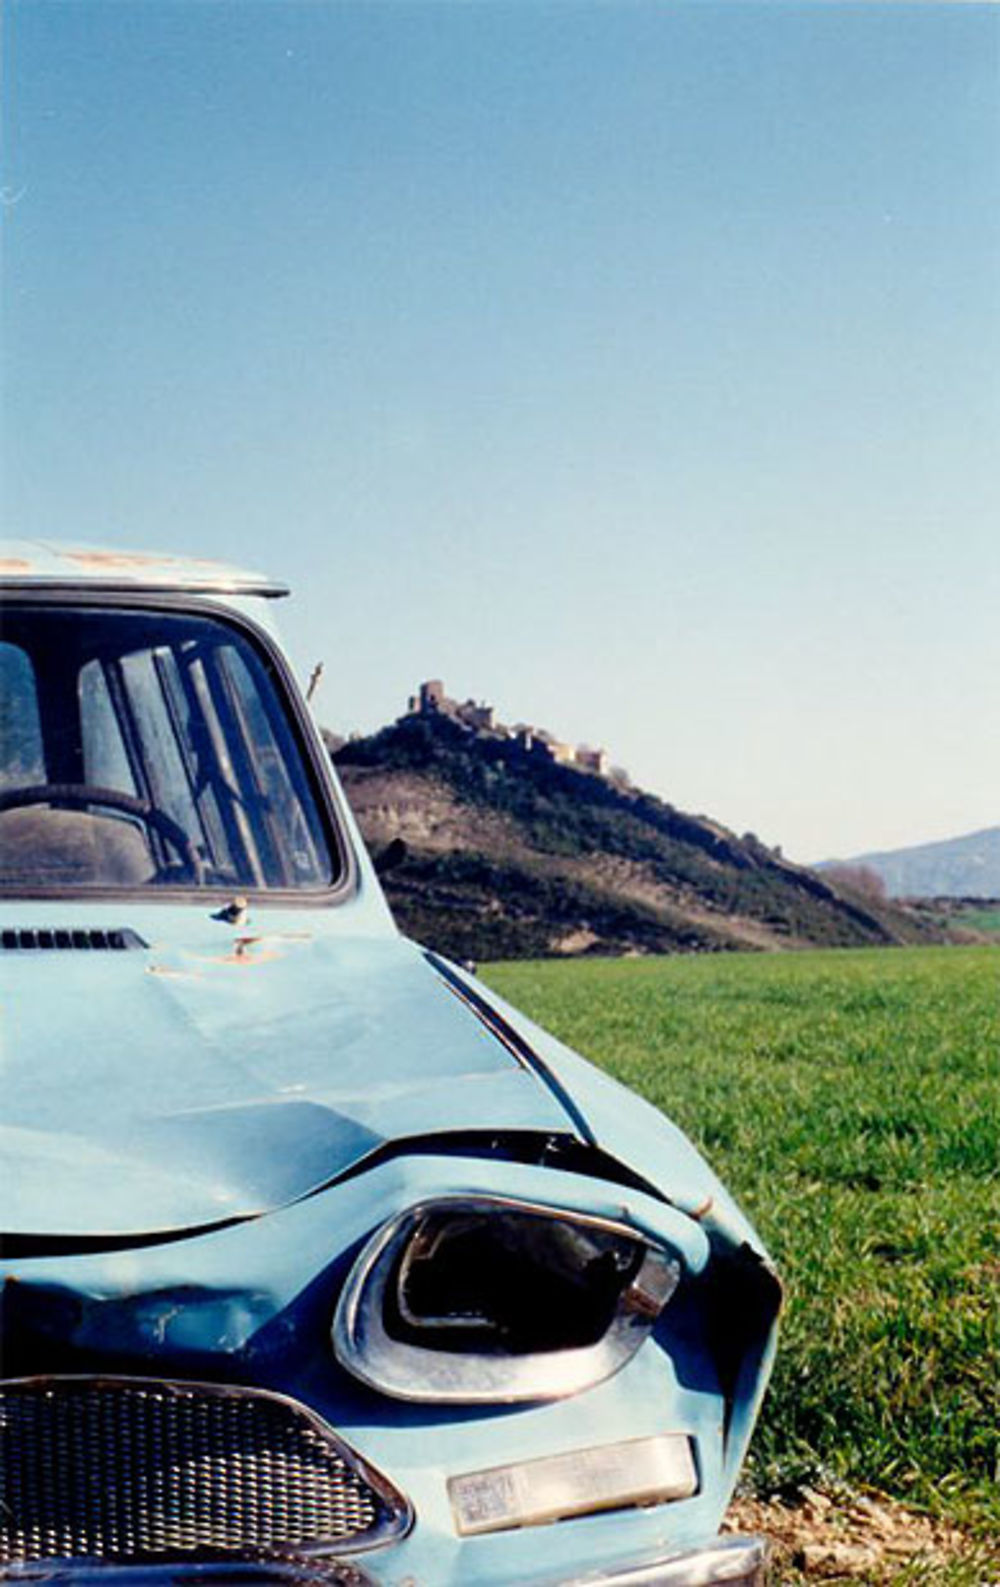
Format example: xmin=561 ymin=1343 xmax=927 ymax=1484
xmin=331 ymin=685 xmax=943 ymax=961
xmin=403 ymin=679 xmax=616 ymax=780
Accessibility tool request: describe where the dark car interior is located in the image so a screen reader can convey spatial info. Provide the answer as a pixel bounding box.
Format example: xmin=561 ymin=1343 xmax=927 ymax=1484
xmin=0 ymin=603 xmax=336 ymax=891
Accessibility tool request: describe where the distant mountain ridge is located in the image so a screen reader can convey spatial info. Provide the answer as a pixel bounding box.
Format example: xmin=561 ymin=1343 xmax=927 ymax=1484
xmin=331 ymin=704 xmax=944 ymax=961
xmin=819 ymin=826 xmax=1000 ymax=899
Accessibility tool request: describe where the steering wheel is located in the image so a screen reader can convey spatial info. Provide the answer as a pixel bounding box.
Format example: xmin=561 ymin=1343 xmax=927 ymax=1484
xmin=0 ymin=784 xmax=206 ymax=885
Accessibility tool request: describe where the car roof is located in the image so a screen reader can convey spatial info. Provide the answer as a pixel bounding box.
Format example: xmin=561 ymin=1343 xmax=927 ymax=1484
xmin=0 ymin=540 xmax=288 ymax=599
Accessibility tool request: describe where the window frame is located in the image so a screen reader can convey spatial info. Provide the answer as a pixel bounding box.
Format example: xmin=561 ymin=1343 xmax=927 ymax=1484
xmin=0 ymin=589 xmax=356 ymax=905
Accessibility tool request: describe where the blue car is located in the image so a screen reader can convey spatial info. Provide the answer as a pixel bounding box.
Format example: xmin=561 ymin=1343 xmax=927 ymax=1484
xmin=0 ymin=543 xmax=779 ymax=1586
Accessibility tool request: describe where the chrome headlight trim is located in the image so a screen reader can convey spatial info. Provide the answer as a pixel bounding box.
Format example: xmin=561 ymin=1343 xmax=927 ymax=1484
xmin=332 ymin=1195 xmax=681 ymax=1404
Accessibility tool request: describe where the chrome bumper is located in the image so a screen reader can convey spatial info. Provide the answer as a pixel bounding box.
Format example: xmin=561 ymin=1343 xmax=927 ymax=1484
xmin=1 ymin=1537 xmax=767 ymax=1587
xmin=550 ymin=1535 xmax=768 ymax=1587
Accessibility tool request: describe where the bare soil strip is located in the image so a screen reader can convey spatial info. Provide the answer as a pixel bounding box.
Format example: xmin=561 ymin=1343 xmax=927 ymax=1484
xmin=726 ymin=1490 xmax=1000 ymax=1584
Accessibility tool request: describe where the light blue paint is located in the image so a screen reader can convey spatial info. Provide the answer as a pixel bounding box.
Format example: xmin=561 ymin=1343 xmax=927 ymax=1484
xmin=0 ymin=558 xmax=779 ymax=1583
xmin=1 ymin=934 xmax=581 ymax=1233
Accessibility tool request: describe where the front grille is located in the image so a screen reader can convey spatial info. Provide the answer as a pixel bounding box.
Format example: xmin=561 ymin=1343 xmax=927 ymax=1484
xmin=0 ymin=1377 xmax=409 ymax=1566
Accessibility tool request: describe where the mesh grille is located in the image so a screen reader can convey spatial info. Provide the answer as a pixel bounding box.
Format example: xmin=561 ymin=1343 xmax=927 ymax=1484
xmin=0 ymin=1378 xmax=406 ymax=1565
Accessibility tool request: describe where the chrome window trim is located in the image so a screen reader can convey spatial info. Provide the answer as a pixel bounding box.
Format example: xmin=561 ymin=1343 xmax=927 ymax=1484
xmin=333 ymin=1195 xmax=681 ymax=1405
xmin=0 ymin=591 xmax=357 ymax=906
xmin=0 ymin=577 xmax=289 ymax=599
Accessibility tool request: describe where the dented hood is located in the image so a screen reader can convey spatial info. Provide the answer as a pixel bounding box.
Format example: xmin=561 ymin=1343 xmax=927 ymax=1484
xmin=0 ymin=932 xmax=574 ymax=1239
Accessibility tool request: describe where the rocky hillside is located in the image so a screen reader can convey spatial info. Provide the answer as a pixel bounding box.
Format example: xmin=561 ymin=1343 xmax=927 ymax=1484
xmin=332 ymin=713 xmax=943 ymax=961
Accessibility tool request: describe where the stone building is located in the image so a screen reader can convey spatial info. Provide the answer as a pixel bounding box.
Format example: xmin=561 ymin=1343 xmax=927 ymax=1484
xmin=404 ymin=680 xmax=615 ymax=781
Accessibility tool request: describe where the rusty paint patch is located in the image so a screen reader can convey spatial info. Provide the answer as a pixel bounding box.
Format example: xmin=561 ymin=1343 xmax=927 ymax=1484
xmin=61 ymin=550 xmax=231 ymax=574
xmin=149 ymin=932 xmax=313 ymax=977
xmin=197 ymin=936 xmax=283 ymax=968
xmin=63 ymin=550 xmax=172 ymax=569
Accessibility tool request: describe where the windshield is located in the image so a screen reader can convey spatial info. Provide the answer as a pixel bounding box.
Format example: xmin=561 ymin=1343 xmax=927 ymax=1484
xmin=0 ymin=603 xmax=339 ymax=892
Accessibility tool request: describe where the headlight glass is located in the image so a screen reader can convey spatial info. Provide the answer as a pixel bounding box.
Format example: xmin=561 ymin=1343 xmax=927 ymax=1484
xmin=333 ymin=1197 xmax=680 ymax=1403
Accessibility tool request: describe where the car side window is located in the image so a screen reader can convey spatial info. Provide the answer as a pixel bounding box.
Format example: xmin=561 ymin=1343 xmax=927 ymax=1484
xmin=120 ymin=649 xmax=203 ymax=844
xmin=0 ymin=642 xmax=45 ymax=789
xmin=217 ymin=644 xmax=330 ymax=886
xmin=79 ymin=660 xmax=139 ymax=795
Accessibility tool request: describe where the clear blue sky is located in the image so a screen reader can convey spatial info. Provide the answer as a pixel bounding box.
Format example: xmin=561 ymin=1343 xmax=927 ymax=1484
xmin=3 ymin=0 xmax=998 ymax=861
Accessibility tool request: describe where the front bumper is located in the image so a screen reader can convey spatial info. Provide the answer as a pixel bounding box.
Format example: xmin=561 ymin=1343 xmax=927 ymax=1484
xmin=548 ymin=1535 xmax=768 ymax=1586
xmin=0 ymin=1537 xmax=768 ymax=1587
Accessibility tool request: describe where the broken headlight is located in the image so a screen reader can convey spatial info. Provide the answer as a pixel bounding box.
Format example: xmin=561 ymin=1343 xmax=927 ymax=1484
xmin=333 ymin=1197 xmax=680 ymax=1403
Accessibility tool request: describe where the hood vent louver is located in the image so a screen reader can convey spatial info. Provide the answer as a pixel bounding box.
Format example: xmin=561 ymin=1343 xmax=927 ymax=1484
xmin=0 ymin=927 xmax=148 ymax=951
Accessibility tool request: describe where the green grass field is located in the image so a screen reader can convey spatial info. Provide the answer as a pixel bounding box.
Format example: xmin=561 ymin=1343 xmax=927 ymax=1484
xmin=481 ymin=947 xmax=1000 ymax=1540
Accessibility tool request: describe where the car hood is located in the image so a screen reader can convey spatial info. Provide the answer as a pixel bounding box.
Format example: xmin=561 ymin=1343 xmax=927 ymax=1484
xmin=0 ymin=931 xmax=574 ymax=1239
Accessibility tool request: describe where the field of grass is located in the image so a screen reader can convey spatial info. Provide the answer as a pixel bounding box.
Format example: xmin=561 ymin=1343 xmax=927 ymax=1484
xmin=481 ymin=947 xmax=999 ymax=1550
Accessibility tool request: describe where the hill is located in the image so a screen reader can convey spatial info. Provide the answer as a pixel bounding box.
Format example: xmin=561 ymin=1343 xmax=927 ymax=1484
xmin=818 ymin=826 xmax=1000 ymax=899
xmin=332 ymin=711 xmax=943 ymax=961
